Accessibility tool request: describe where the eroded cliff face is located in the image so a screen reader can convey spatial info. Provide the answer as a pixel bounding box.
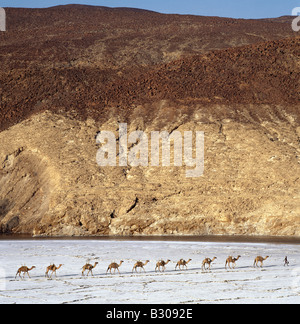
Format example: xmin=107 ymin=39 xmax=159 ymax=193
xmin=0 ymin=6 xmax=299 ymax=237
xmin=0 ymin=108 xmax=299 ymax=237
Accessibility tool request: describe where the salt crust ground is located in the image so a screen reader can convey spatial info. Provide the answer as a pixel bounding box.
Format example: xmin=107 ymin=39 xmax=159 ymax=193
xmin=0 ymin=240 xmax=299 ymax=304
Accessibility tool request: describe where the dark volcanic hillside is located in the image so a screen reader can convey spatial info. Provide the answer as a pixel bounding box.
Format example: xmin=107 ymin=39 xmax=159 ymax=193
xmin=0 ymin=6 xmax=299 ymax=237
xmin=111 ymin=37 xmax=300 ymax=106
xmin=0 ymin=5 xmax=298 ymax=130
xmin=2 ymin=5 xmax=297 ymax=69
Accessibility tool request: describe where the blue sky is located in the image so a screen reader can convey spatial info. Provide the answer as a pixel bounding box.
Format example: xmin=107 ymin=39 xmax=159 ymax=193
xmin=1 ymin=0 xmax=299 ymax=19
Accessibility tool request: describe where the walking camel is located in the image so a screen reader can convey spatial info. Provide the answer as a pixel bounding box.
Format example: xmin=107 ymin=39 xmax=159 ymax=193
xmin=225 ymin=256 xmax=241 ymax=269
xmin=175 ymin=259 xmax=192 ymax=271
xmin=132 ymin=260 xmax=150 ymax=273
xmin=155 ymin=260 xmax=171 ymax=272
xmin=45 ymin=264 xmax=63 ymax=278
xmin=202 ymin=257 xmax=217 ymax=271
xmin=253 ymin=256 xmax=269 ymax=268
xmin=15 ymin=266 xmax=36 ymax=279
xmin=82 ymin=262 xmax=98 ymax=276
xmin=107 ymin=261 xmax=124 ymax=275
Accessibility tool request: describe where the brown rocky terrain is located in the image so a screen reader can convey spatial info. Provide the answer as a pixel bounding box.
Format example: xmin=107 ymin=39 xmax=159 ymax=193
xmin=0 ymin=5 xmax=299 ymax=237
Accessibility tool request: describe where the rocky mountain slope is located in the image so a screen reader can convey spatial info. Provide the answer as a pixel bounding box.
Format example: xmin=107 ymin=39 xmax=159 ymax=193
xmin=0 ymin=6 xmax=299 ymax=236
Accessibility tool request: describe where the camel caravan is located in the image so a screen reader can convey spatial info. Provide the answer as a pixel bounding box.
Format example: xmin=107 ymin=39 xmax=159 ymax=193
xmin=13 ymin=254 xmax=287 ymax=280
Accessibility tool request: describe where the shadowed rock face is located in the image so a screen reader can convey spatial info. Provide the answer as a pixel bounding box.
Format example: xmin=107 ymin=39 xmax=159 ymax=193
xmin=0 ymin=6 xmax=299 ymax=236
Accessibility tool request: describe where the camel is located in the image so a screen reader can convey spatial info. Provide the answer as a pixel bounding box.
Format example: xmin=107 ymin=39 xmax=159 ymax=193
xmin=15 ymin=266 xmax=36 ymax=279
xmin=107 ymin=261 xmax=124 ymax=275
xmin=175 ymin=259 xmax=192 ymax=271
xmin=82 ymin=262 xmax=98 ymax=276
xmin=202 ymin=257 xmax=217 ymax=271
xmin=132 ymin=260 xmax=150 ymax=273
xmin=155 ymin=260 xmax=171 ymax=272
xmin=45 ymin=264 xmax=63 ymax=278
xmin=253 ymin=256 xmax=269 ymax=268
xmin=225 ymin=256 xmax=241 ymax=269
